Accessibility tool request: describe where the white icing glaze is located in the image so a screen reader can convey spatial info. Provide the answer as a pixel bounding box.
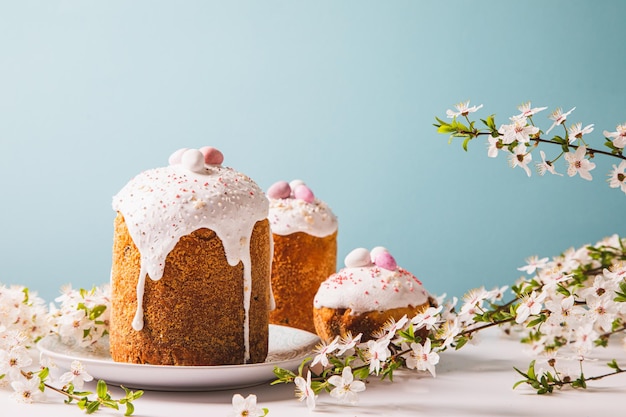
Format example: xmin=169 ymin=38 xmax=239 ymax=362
xmin=313 ymin=262 xmax=429 ymax=314
xmin=268 ymin=198 xmax=338 ymax=237
xmin=113 ymin=156 xmax=269 ymax=362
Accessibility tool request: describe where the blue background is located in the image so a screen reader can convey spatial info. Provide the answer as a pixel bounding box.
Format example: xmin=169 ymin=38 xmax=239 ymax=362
xmin=1 ymin=1 xmax=625 ymax=303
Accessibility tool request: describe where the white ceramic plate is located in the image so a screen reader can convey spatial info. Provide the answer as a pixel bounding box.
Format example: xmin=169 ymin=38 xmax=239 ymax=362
xmin=37 ymin=324 xmax=319 ymax=392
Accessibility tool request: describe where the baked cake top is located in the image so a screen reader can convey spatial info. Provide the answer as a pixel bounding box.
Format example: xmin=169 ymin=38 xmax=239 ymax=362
xmin=266 ymin=179 xmax=338 ymax=237
xmin=313 ymin=247 xmax=429 ymax=314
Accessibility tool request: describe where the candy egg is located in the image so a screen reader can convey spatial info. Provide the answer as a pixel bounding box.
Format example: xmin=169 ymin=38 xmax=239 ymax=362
xmin=199 ymin=146 xmax=224 ymax=165
xmin=370 ymin=246 xmax=389 ymax=262
xmin=181 ymin=149 xmax=205 ymax=173
xmin=374 ymin=251 xmax=397 ymax=271
xmin=294 ymin=184 xmax=315 ymax=203
xmin=168 ymin=148 xmax=188 ymax=165
xmin=289 ymin=179 xmax=305 ymax=197
xmin=345 ymin=248 xmax=373 ymax=268
xmin=267 ymin=181 xmax=292 ymax=199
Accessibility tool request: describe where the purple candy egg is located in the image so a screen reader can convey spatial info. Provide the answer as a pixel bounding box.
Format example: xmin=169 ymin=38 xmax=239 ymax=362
xmin=267 ymin=181 xmax=292 ymax=199
xmin=374 ymin=251 xmax=397 ymax=271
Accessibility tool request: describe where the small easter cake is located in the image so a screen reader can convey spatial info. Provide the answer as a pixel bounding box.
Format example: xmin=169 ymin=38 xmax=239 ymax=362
xmin=109 ymin=146 xmax=272 ymax=366
xmin=313 ymin=247 xmax=431 ymax=341
xmin=266 ymin=180 xmax=338 ymax=333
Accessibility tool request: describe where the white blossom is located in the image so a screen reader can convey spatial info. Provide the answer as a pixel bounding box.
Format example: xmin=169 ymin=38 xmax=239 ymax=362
xmin=404 ymin=338 xmax=440 ymax=377
xmin=446 ymin=100 xmax=483 ymax=118
xmin=608 ymin=160 xmax=626 ymax=193
xmin=310 ymin=337 xmax=339 ymax=368
xmin=498 ymin=116 xmax=539 ymax=145
xmin=294 ymin=370 xmax=316 ymax=410
xmin=10 ymin=377 xmax=46 ymax=404
xmin=366 ymin=338 xmax=391 ymax=375
xmin=516 ymin=291 xmax=546 ymax=324
xmin=567 ymin=122 xmax=594 ymax=144
xmin=59 ymin=360 xmax=93 ymax=390
xmin=229 ymin=394 xmax=266 ymax=417
xmin=411 ymin=306 xmax=443 ymax=331
xmin=546 ymin=107 xmax=576 ymax=134
xmin=508 ymin=144 xmax=533 ymax=177
xmin=565 ymin=145 xmax=596 ymax=180
xmin=327 ymin=367 xmax=366 ymax=405
xmin=603 ymin=123 xmax=626 ymax=148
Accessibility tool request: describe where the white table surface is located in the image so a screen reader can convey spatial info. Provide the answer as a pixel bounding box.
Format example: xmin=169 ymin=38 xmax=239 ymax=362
xmin=2 ymin=329 xmax=623 ymax=417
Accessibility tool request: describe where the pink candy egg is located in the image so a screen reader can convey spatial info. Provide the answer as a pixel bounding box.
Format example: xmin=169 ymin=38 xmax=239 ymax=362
xmin=267 ymin=181 xmax=292 ymax=199
xmin=374 ymin=251 xmax=397 ymax=271
xmin=199 ymin=146 xmax=224 ymax=165
xmin=370 ymin=246 xmax=389 ymax=263
xmin=294 ymin=184 xmax=315 ymax=203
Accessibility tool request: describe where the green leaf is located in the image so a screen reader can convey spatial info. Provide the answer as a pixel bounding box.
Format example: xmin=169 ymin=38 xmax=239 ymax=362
xmin=124 ymin=402 xmax=135 ymax=417
xmin=22 ymin=287 xmax=30 ymax=304
xmin=481 ymin=114 xmax=497 ymax=131
xmin=77 ymin=398 xmax=88 ymax=410
xmin=437 ymin=123 xmax=456 ymax=134
xmin=462 ymin=136 xmax=472 ymax=151
xmin=86 ymin=400 xmax=101 ymax=414
xmin=527 ymin=360 xmax=537 ymax=380
xmin=607 ymin=359 xmax=621 ymax=371
xmin=90 ymin=305 xmax=107 ymax=320
xmin=454 ymin=336 xmax=468 ymax=350
xmin=97 ymin=380 xmax=108 ymax=399
xmin=352 ymin=366 xmax=371 ymax=380
xmin=527 ymin=314 xmax=546 ymax=328
xmin=512 ymin=379 xmax=529 ymax=390
xmin=102 ymin=400 xmax=120 ymax=410
xmin=271 ymin=366 xmax=296 ymax=384
xmin=38 ymin=367 xmax=49 ymax=381
xmin=452 ymin=120 xmax=470 ymax=133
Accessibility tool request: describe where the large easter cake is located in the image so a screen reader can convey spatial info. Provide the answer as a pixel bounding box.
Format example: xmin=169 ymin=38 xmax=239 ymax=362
xmin=109 ymin=147 xmax=272 ymax=366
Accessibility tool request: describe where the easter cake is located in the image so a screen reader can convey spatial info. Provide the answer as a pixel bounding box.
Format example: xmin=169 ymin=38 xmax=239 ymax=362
xmin=109 ymin=146 xmax=272 ymax=366
xmin=313 ymin=247 xmax=432 ymax=341
xmin=266 ymin=180 xmax=338 ymax=333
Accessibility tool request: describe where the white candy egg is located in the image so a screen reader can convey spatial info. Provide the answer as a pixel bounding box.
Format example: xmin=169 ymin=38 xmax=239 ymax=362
xmin=345 ymin=247 xmax=373 ymax=268
xmin=181 ymin=149 xmax=205 ymax=173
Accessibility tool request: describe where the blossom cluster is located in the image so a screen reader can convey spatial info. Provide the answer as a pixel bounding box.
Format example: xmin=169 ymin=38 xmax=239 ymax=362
xmin=510 ymin=234 xmax=626 ymax=391
xmin=0 ymin=284 xmax=48 ymax=400
xmin=436 ymin=101 xmax=626 ymax=193
xmin=47 ymin=284 xmax=111 ymax=352
xmin=0 ymin=283 xmax=142 ymax=414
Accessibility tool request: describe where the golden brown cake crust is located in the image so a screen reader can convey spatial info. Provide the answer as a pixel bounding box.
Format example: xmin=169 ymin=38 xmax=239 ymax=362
xmin=109 ymin=214 xmax=271 ymax=366
xmin=269 ymin=231 xmax=337 ymax=333
xmin=313 ymin=303 xmax=430 ymax=342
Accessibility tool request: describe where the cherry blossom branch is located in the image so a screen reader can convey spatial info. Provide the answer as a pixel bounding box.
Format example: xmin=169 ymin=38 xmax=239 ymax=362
xmin=461 ymin=131 xmax=626 ymax=161
xmin=435 ymin=101 xmax=626 ymax=193
xmin=20 ymin=369 xmax=143 ymax=416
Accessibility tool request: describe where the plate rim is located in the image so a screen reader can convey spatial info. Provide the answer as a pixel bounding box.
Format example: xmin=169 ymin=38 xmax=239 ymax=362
xmin=36 ymin=324 xmax=319 ymax=391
